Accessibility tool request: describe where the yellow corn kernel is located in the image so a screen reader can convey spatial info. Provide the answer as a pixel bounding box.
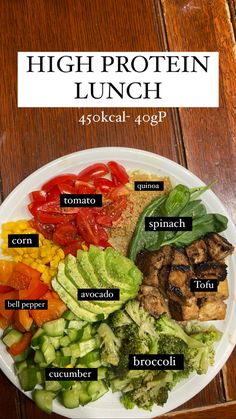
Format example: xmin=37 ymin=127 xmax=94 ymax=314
xmin=57 ymin=249 xmax=65 ymax=259
xmin=36 ymin=265 xmax=46 ymax=273
xmin=14 ymin=256 xmax=22 ymax=262
xmin=82 ymin=243 xmax=88 ymax=251
xmin=65 ymin=364 xmax=73 ymax=368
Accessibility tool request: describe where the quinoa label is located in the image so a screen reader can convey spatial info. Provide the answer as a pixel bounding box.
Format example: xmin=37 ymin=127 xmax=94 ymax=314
xmin=5 ymin=300 xmax=48 ymax=310
xmin=134 ymin=181 xmax=164 ymax=191
xmin=8 ymin=234 xmax=39 ymax=248
xmin=60 ymin=194 xmax=102 ymax=207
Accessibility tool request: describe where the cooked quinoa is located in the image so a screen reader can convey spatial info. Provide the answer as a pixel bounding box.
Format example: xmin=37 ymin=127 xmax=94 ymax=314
xmin=109 ymin=171 xmax=172 ymax=255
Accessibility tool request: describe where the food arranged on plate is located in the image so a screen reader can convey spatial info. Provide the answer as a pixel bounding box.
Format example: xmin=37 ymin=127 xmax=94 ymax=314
xmin=0 ymin=160 xmax=234 ymax=414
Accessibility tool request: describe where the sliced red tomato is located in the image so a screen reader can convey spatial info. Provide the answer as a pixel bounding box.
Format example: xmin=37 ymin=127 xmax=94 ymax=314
xmin=99 ymin=240 xmax=112 ymax=248
xmin=0 ymin=290 xmax=18 ymax=320
xmin=75 ymin=180 xmax=96 ymax=194
xmin=42 ymin=174 xmax=77 ymax=192
xmin=63 ymin=239 xmax=84 ymax=256
xmin=0 ymin=285 xmax=14 ymax=293
xmin=57 ymin=183 xmax=76 ymax=194
xmin=35 ymin=211 xmax=76 ymax=224
xmin=28 ymin=202 xmax=44 ymax=217
xmin=8 ymin=331 xmax=33 ymax=356
xmin=108 ymin=161 xmax=129 ymax=185
xmin=96 ymin=196 xmax=128 ymax=227
xmin=109 ymin=185 xmax=129 ymax=200
xmin=76 ymin=208 xmax=108 ymax=245
xmin=77 ymin=163 xmax=109 ymax=181
xmin=53 ymin=223 xmax=78 ymax=246
xmin=46 ymin=185 xmax=60 ymax=202
xmin=30 ymin=291 xmax=67 ymax=327
xmin=7 ymin=263 xmax=40 ymax=290
xmin=30 ymin=190 xmax=47 ymax=203
xmin=29 ymin=219 xmax=55 ymax=240
xmin=93 ymin=177 xmax=115 ymax=193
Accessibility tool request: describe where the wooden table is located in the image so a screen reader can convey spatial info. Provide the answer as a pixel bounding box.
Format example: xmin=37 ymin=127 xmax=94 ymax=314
xmin=0 ymin=0 xmax=236 ymax=418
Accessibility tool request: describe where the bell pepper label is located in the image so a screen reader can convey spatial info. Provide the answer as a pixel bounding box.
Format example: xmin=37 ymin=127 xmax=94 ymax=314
xmin=45 ymin=367 xmax=98 ymax=381
xmin=190 ymin=279 xmax=218 ymax=292
xmin=134 ymin=181 xmax=164 ymax=191
xmin=60 ymin=194 xmax=102 ymax=207
xmin=77 ymin=288 xmax=120 ymax=301
xmin=129 ymin=354 xmax=184 ymax=370
xmin=8 ymin=234 xmax=39 ymax=248
xmin=5 ymin=300 xmax=48 ymax=310
xmin=145 ymin=217 xmax=192 ymax=231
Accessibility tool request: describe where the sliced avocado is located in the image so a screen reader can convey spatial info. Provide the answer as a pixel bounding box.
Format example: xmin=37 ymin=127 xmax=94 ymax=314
xmin=51 ymin=278 xmax=100 ymax=323
xmin=91 ymin=248 xmax=135 ymax=294
xmin=77 ymin=250 xmax=101 ymax=287
xmin=57 ymin=263 xmax=119 ymax=316
xmin=104 ymin=247 xmax=142 ymax=289
xmin=65 ymin=254 xmax=121 ymax=309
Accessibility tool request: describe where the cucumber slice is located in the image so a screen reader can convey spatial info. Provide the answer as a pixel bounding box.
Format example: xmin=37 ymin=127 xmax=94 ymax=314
xmin=19 ymin=367 xmax=37 ymax=391
xmin=2 ymin=329 xmax=23 ymax=347
xmin=45 ymin=381 xmax=62 ymax=392
xmin=14 ymin=360 xmax=27 ymax=375
xmin=87 ymin=380 xmax=108 ymax=401
xmin=43 ymin=318 xmax=66 ymax=337
xmin=61 ymin=387 xmax=80 ymax=408
xmin=33 ymin=390 xmax=56 ymax=414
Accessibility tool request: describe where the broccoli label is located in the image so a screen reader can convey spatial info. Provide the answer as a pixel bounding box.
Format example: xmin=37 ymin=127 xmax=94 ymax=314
xmin=129 ymin=354 xmax=184 ymax=370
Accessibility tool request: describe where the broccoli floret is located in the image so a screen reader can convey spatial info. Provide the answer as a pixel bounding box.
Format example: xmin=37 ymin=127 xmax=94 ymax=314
xmin=109 ymin=309 xmax=132 ymax=329
xmin=158 ymin=334 xmax=188 ymax=355
xmin=152 ymin=385 xmax=169 ymax=406
xmin=125 ymin=300 xmax=156 ymax=338
xmin=120 ymin=393 xmax=136 ymax=409
xmin=185 ymin=345 xmax=215 ymax=375
xmin=156 ymin=314 xmax=204 ymax=348
xmin=97 ymin=323 xmax=121 ymax=366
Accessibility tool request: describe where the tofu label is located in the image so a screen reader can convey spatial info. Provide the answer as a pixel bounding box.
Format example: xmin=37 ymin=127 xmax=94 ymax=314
xmin=129 ymin=354 xmax=184 ymax=370
xmin=190 ymin=279 xmax=218 ymax=292
xmin=134 ymin=181 xmax=164 ymax=191
xmin=60 ymin=194 xmax=102 ymax=207
xmin=8 ymin=234 xmax=39 ymax=248
xmin=45 ymin=368 xmax=97 ymax=381
xmin=5 ymin=300 xmax=48 ymax=310
xmin=77 ymin=288 xmax=120 ymax=301
xmin=145 ymin=217 xmax=192 ymax=231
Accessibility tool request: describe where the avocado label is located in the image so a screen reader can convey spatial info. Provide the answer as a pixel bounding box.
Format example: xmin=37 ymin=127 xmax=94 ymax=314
xmin=145 ymin=217 xmax=192 ymax=231
xmin=8 ymin=234 xmax=39 ymax=248
xmin=134 ymin=181 xmax=164 ymax=191
xmin=77 ymin=288 xmax=120 ymax=301
xmin=60 ymin=194 xmax=102 ymax=207
xmin=190 ymin=279 xmax=218 ymax=292
xmin=5 ymin=300 xmax=48 ymax=310
xmin=129 ymin=354 xmax=184 ymax=370
xmin=45 ymin=367 xmax=97 ymax=381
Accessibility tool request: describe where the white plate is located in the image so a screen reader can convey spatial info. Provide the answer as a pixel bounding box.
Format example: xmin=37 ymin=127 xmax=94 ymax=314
xmin=0 ymin=147 xmax=236 ymax=418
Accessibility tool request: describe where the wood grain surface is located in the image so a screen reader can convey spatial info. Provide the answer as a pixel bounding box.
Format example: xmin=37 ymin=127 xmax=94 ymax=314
xmin=0 ymin=0 xmax=235 ymax=418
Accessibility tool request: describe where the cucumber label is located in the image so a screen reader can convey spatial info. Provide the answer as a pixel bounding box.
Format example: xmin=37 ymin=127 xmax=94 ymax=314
xmin=5 ymin=300 xmax=48 ymax=310
xmin=129 ymin=354 xmax=184 ymax=370
xmin=45 ymin=367 xmax=98 ymax=381
xmin=77 ymin=288 xmax=120 ymax=301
